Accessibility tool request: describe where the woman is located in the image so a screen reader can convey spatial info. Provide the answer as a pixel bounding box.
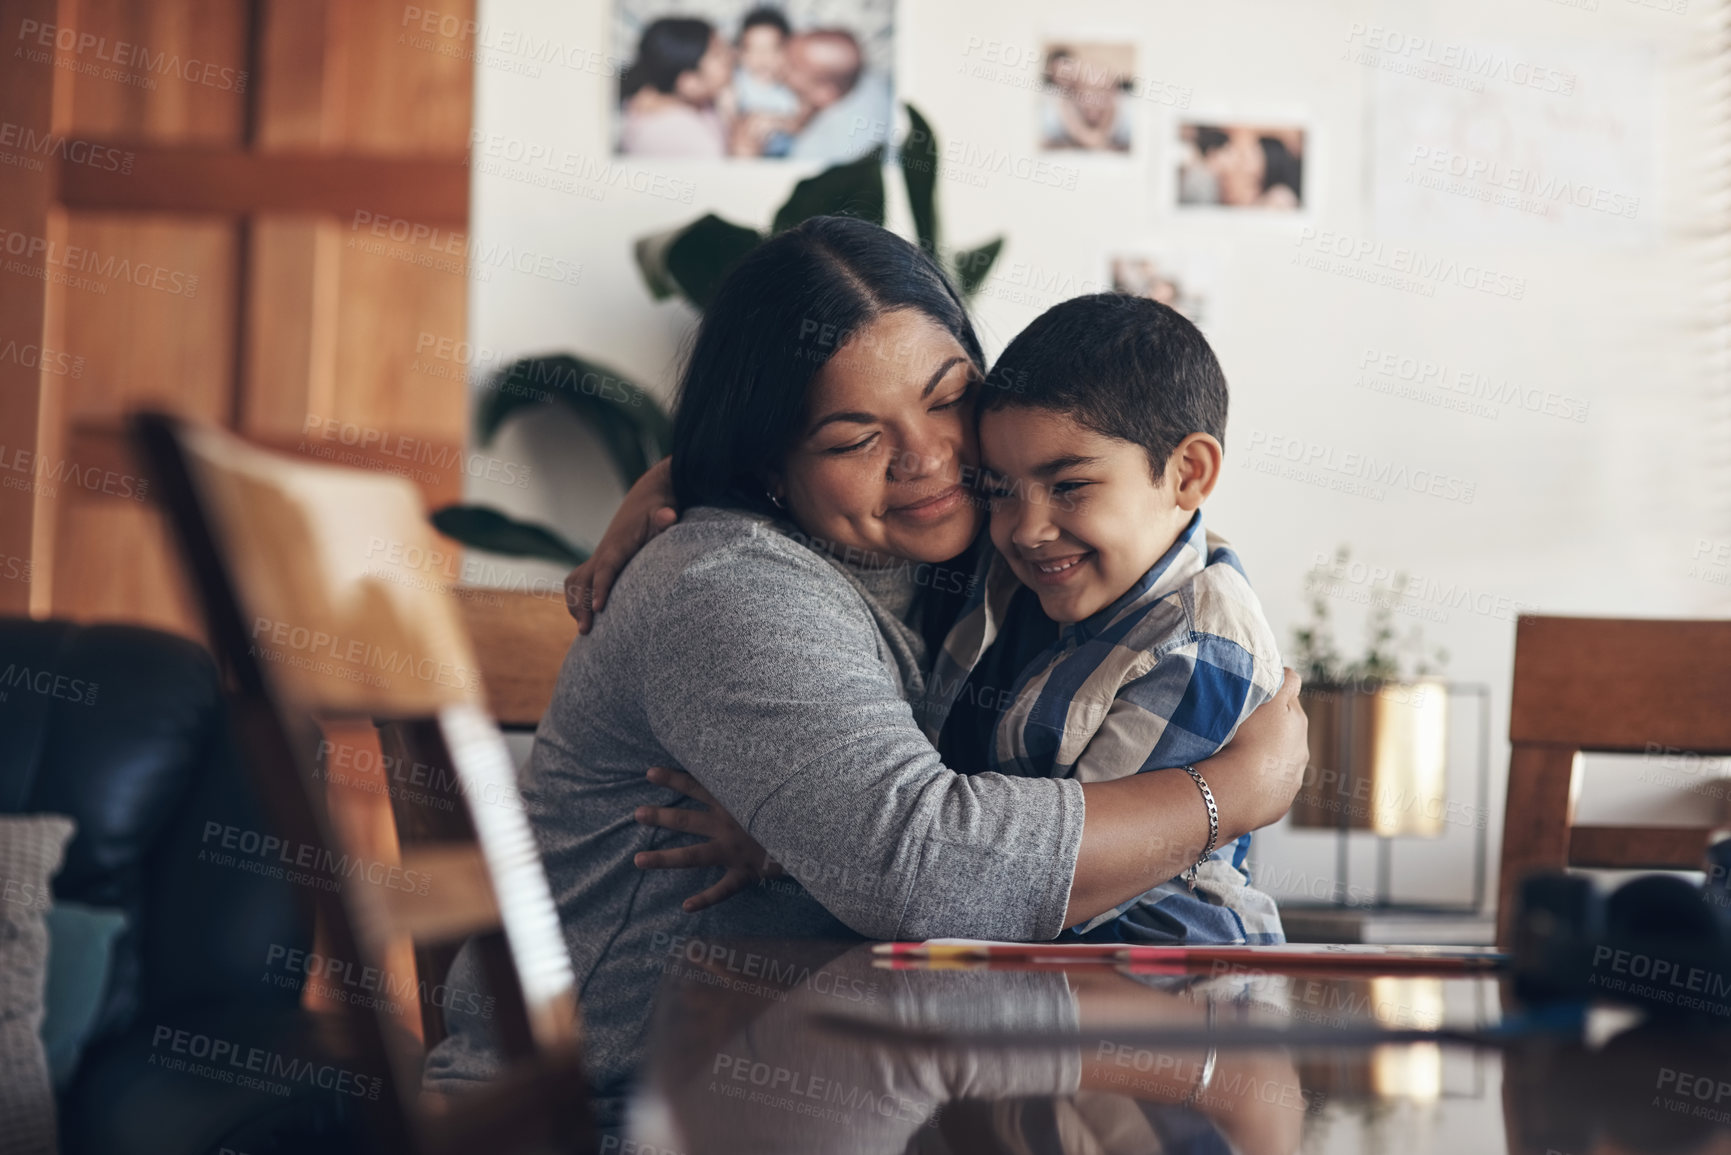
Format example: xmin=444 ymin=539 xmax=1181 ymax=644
xmin=618 ymin=18 xmax=734 ymax=158
xmin=423 ymin=218 xmax=1308 ymax=1126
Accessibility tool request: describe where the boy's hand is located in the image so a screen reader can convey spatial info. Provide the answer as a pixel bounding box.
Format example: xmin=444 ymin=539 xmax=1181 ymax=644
xmin=565 ymin=457 xmax=678 ymax=634
xmin=632 ymin=766 xmax=783 ymax=912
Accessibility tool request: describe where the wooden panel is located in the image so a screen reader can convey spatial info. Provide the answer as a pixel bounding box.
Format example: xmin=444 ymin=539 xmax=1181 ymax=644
xmin=1496 ymin=745 xmax=1580 ymax=949
xmin=241 ymin=216 xmax=340 ymax=439
xmin=58 ymin=147 xmax=470 ymax=222
xmin=457 ymin=591 xmax=578 ymax=729
xmin=49 ymin=212 xmax=227 ymax=630
xmin=383 ymin=842 xmax=501 ymax=943
xmin=334 ymin=0 xmax=474 ymax=155
xmin=1568 ymin=825 xmax=1720 ymax=870
xmin=1509 ymin=616 xmax=1731 ymax=753
xmin=255 ymin=0 xmax=342 ymax=150
xmin=56 ymin=213 xmax=235 ymax=419
xmin=50 ymin=498 xmax=199 ymax=636
xmin=315 ymin=718 xmax=421 ymax=1037
xmin=327 ymin=229 xmax=468 ymax=447
xmin=69 ymin=419 xmax=465 ymax=508
xmin=58 ymin=0 xmax=248 ymax=145
xmin=0 ymin=0 xmax=63 ymax=615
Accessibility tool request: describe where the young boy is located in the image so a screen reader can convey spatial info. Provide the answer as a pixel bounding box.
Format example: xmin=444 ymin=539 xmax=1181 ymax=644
xmin=923 ymin=293 xmax=1285 ymax=944
xmin=731 ymin=7 xmax=800 ymax=156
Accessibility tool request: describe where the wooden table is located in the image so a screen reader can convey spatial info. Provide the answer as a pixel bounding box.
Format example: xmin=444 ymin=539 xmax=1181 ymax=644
xmin=621 ymin=938 xmax=1731 ymax=1154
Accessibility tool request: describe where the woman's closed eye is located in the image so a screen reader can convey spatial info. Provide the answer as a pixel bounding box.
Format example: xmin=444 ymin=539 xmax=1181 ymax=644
xmin=929 ymin=388 xmax=969 ymax=412
xmin=825 ymin=431 xmax=880 ymax=455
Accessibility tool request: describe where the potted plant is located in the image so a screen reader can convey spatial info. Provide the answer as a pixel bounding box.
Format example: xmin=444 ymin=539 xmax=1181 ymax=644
xmin=433 ymin=106 xmax=1003 ymax=565
xmin=1287 ymin=546 xmax=1451 ymax=836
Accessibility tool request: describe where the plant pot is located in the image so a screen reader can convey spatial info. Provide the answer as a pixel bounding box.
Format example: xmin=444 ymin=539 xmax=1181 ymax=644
xmin=1290 ymin=680 xmax=1450 ymax=837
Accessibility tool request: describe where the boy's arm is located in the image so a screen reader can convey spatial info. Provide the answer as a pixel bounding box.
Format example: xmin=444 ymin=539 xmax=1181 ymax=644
xmin=1070 ymin=632 xmax=1279 ymax=784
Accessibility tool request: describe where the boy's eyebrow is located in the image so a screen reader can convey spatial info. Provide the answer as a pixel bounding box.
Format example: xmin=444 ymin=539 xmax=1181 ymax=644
xmin=805 ymin=356 xmax=971 ymax=436
xmin=1030 ymin=454 xmax=1102 ymax=477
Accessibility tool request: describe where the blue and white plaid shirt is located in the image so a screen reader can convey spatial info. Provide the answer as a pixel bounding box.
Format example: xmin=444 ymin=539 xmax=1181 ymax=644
xmin=919 ymin=512 xmax=1286 ymax=944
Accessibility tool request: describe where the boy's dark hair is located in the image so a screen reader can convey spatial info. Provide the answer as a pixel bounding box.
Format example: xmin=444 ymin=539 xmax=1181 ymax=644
xmin=981 ymin=293 xmax=1227 ymax=478
xmin=739 ymin=6 xmax=792 ymax=39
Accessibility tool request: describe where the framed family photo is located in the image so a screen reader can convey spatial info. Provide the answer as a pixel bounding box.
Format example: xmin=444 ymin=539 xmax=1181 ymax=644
xmin=612 ymin=0 xmax=896 ymax=162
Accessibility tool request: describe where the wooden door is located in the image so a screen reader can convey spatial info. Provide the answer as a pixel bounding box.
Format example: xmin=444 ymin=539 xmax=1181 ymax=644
xmin=0 ymin=0 xmax=484 ymax=1034
xmin=0 ymin=0 xmax=475 ymax=635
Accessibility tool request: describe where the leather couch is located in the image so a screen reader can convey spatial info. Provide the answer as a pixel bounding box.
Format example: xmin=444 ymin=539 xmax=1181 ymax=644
xmin=0 ymin=619 xmax=368 ymax=1154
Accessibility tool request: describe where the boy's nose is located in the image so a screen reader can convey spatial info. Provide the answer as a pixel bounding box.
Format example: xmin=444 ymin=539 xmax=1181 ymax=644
xmin=1011 ymin=506 xmax=1059 ymax=549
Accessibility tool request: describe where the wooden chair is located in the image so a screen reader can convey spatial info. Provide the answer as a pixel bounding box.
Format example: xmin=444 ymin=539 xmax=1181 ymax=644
xmin=383 ymin=589 xmax=576 ymax=1048
xmin=1496 ymin=614 xmax=1731 ymax=948
xmin=132 ymin=411 xmax=592 ymax=1155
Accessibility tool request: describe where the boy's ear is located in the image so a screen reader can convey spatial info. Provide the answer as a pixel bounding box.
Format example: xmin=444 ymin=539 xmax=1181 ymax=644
xmin=1171 ymin=433 xmax=1224 ymax=511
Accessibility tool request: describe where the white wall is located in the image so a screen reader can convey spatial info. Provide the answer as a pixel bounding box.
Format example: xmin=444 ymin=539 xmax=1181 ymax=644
xmin=461 ymin=0 xmax=1731 ymax=913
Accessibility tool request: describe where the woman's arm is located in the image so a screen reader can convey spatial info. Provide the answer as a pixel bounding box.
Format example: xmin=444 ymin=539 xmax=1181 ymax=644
xmin=635 ymin=668 xmax=1308 ymax=927
xmin=1065 ymin=671 xmax=1306 ymax=925
xmin=635 ymin=531 xmax=1082 ymax=942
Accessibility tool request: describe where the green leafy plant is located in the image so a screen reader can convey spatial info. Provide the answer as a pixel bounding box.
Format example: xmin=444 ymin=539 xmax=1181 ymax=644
xmin=434 ymin=103 xmax=1002 ymax=564
xmin=1290 ymin=545 xmax=1448 ymax=687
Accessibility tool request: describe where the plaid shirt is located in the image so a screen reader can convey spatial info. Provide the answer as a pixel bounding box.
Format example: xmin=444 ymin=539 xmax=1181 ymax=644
xmin=919 ymin=512 xmax=1286 ymax=944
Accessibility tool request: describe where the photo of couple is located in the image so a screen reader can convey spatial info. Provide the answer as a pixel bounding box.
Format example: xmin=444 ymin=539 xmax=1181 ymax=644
xmin=614 ymin=0 xmax=895 ymax=162
xmin=1178 ymin=121 xmax=1307 ymax=210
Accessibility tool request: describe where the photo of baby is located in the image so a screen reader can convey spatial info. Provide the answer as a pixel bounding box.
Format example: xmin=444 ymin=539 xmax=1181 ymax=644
xmin=1177 ymin=121 xmax=1306 ymax=210
xmin=614 ymin=0 xmax=895 ymax=162
xmin=1039 ymin=42 xmax=1135 ymax=153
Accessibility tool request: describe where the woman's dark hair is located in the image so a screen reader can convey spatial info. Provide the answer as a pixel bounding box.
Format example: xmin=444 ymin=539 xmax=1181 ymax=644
xmin=670 ymin=216 xmax=983 ymax=515
xmin=620 ymin=17 xmax=714 ymax=100
xmin=1259 ymin=136 xmax=1302 ymax=199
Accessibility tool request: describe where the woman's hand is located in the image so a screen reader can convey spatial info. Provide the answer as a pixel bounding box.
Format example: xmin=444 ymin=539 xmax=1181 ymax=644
xmin=1066 ymin=669 xmax=1308 ymax=929
xmin=633 ymin=766 xmax=784 ymax=912
xmin=565 ymin=457 xmax=678 ymax=634
xmin=1216 ymin=668 xmax=1309 ymax=831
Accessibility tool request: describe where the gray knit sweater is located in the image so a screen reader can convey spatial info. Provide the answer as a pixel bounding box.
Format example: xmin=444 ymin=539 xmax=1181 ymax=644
xmin=422 ymin=508 xmax=1085 ymax=1122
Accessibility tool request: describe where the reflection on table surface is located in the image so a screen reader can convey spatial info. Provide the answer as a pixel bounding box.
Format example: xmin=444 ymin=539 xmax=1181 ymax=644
xmin=623 ymin=939 xmax=1731 ymax=1155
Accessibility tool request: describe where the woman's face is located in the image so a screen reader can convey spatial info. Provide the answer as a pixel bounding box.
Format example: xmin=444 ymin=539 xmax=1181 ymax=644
xmin=675 ymin=33 xmax=734 ymax=104
xmin=1208 ymin=128 xmax=1268 ymax=206
xmin=774 ymin=309 xmax=984 ymax=566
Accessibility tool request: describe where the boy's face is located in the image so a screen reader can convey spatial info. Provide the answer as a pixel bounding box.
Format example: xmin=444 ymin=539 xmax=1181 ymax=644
xmin=980 ymin=407 xmax=1205 ymax=624
xmin=739 ymin=25 xmax=786 ymax=81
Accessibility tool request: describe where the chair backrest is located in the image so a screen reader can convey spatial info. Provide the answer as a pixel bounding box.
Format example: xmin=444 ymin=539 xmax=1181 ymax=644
xmin=132 ymin=411 xmax=591 ymax=1155
xmin=456 ymin=591 xmax=579 ymax=731
xmin=378 ymin=589 xmax=575 ymax=1046
xmin=1496 ymin=614 xmax=1731 ymax=947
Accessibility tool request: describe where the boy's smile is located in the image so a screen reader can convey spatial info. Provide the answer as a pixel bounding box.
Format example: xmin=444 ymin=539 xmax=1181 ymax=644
xmin=979 ymin=407 xmax=1216 ymax=623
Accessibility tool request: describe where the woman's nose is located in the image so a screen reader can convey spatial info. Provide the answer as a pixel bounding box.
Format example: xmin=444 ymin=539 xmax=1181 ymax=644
xmin=886 ymin=439 xmax=950 ymax=483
